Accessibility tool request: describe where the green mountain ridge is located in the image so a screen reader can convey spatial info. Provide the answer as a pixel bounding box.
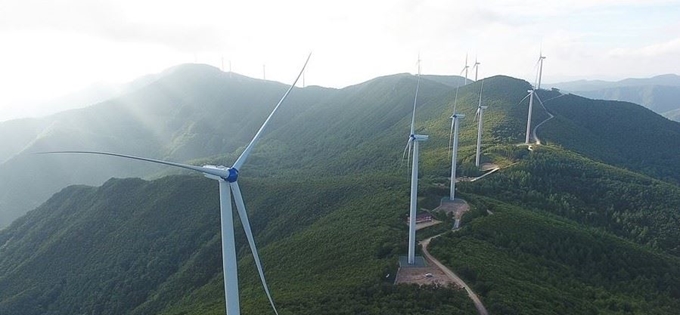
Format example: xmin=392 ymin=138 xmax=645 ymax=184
xmin=0 ymin=64 xmax=334 ymax=227
xmin=0 ymin=65 xmax=472 ymax=228
xmin=549 ymin=74 xmax=680 ymax=121
xmin=2 ymin=65 xmax=680 ymax=314
xmin=537 ymin=91 xmax=680 ymax=183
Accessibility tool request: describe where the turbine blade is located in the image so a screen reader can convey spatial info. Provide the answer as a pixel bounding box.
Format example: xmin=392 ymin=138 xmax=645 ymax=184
xmin=402 ymin=139 xmax=412 ymax=161
xmin=477 ymin=80 xmax=485 ymax=108
xmin=230 ymin=181 xmax=279 ymax=315
xmin=518 ymin=92 xmax=531 ymax=105
xmin=407 ymin=140 xmax=413 ymax=170
xmin=534 ymin=93 xmax=546 ymax=107
xmin=410 ymin=75 xmax=420 ymax=136
xmin=232 ymin=53 xmax=312 ymax=170
xmin=448 ymin=118 xmax=455 ymax=158
xmin=36 ymin=151 xmax=229 ymax=178
xmin=452 ymin=85 xmax=460 ymax=114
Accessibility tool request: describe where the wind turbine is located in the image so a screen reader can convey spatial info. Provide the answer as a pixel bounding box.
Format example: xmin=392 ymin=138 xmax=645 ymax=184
xmin=404 ymin=56 xmax=428 ymax=265
xmin=460 ymin=54 xmax=470 ymax=85
xmin=523 ymin=50 xmax=547 ymax=143
xmin=474 ymin=80 xmax=487 ymax=168
xmin=472 ymin=57 xmax=481 ymax=81
xmin=519 ymin=88 xmax=548 ymax=145
xmin=449 ymin=113 xmax=464 ymax=201
xmin=40 ymin=54 xmax=312 ymax=315
xmin=536 ymin=50 xmax=546 ymax=90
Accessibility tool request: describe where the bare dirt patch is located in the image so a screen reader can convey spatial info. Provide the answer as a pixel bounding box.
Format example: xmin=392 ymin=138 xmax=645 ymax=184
xmin=394 ymin=264 xmax=456 ymax=286
xmin=434 ymin=199 xmax=470 ymax=220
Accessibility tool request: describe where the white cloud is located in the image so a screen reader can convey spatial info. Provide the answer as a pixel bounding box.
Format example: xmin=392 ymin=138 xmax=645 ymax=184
xmin=609 ymin=38 xmax=680 ymax=57
xmin=1 ymin=0 xmax=680 ymax=120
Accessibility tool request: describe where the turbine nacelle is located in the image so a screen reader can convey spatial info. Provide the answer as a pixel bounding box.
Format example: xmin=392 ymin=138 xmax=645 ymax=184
xmin=411 ymin=134 xmax=428 ymax=142
xmin=451 ymin=113 xmax=466 ymax=119
xmin=202 ymin=165 xmax=238 ymax=182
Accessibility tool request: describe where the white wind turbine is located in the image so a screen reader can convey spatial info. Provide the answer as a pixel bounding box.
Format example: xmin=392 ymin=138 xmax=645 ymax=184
xmin=519 ymin=88 xmax=548 ymax=145
xmin=447 ymin=61 xmax=465 ymax=200
xmin=461 ymin=54 xmax=470 ymax=85
xmin=472 ymin=57 xmax=481 ymax=81
xmin=523 ymin=50 xmax=547 ymax=143
xmin=449 ymin=112 xmax=464 ymax=201
xmin=40 ymin=54 xmax=312 ymax=315
xmin=474 ymin=80 xmax=487 ymax=168
xmin=536 ymin=50 xmax=546 ymax=90
xmin=403 ymin=56 xmax=428 ymax=265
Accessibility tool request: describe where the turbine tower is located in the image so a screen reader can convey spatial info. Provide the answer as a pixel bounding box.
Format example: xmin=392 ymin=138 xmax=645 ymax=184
xmin=41 ymin=54 xmax=312 ymax=315
xmin=524 ymin=89 xmax=535 ymax=144
xmin=460 ymin=54 xmax=470 ymax=85
xmin=449 ymin=113 xmax=465 ymax=200
xmin=472 ymin=57 xmax=480 ymax=81
xmin=404 ymin=56 xmax=428 ymax=265
xmin=520 ymin=87 xmax=547 ymax=145
xmin=474 ymin=81 xmax=487 ymax=167
xmin=536 ymin=51 xmax=546 ymax=90
xmin=523 ymin=50 xmax=546 ymax=143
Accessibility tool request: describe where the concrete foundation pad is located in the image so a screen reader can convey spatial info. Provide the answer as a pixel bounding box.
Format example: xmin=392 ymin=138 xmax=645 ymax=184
xmin=398 ymin=255 xmax=427 ymax=268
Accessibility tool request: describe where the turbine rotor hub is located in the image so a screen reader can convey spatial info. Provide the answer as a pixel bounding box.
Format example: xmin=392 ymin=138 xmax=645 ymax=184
xmin=225 ymin=168 xmax=239 ymax=182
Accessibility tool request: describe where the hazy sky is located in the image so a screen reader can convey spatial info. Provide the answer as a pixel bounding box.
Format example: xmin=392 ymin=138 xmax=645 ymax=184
xmin=1 ymin=0 xmax=679 ymax=121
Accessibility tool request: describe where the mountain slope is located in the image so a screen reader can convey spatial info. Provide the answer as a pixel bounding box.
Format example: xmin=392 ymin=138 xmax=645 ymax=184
xmin=0 ymin=174 xmax=476 ymax=315
xmin=2 ymin=68 xmax=680 ymax=314
xmin=549 ymin=74 xmax=680 ymax=121
xmin=536 ymin=90 xmax=680 ymax=183
xmin=429 ymin=200 xmax=680 ymax=314
xmin=571 ymin=85 xmax=680 ymax=115
xmin=0 ymin=64 xmax=333 ymax=227
xmin=0 ymin=68 xmax=467 ymax=228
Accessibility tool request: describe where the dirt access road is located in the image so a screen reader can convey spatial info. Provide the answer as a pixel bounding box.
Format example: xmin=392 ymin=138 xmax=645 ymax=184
xmin=421 ymin=236 xmax=489 ymax=315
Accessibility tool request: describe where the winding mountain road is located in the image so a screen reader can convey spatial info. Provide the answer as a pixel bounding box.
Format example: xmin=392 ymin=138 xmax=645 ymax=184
xmin=421 ymin=235 xmax=489 ymax=315
xmin=530 ymin=92 xmax=563 ymax=145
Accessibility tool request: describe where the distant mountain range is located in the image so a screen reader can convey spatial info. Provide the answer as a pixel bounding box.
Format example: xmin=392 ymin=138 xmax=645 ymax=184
xmin=548 ymin=74 xmax=680 ymax=121
xmin=2 ymin=65 xmax=680 ymax=314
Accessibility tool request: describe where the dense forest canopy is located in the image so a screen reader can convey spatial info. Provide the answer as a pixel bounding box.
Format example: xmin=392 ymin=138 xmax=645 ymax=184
xmin=2 ymin=66 xmax=680 ymax=314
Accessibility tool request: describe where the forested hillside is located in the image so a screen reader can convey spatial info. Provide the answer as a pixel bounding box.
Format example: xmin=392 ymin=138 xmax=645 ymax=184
xmin=537 ymin=91 xmax=680 ymax=184
xmin=0 ymin=66 xmax=464 ymax=228
xmin=2 ymin=66 xmax=680 ymax=314
xmin=429 ymin=201 xmax=680 ymax=315
xmin=550 ymin=74 xmax=680 ymax=121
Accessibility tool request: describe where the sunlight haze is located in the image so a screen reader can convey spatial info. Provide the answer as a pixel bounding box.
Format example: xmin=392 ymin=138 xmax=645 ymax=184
xmin=1 ymin=0 xmax=679 ymax=121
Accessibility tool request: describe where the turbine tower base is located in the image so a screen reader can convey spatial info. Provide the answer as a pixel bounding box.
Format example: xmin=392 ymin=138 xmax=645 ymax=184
xmin=399 ymin=255 xmax=427 ymax=268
